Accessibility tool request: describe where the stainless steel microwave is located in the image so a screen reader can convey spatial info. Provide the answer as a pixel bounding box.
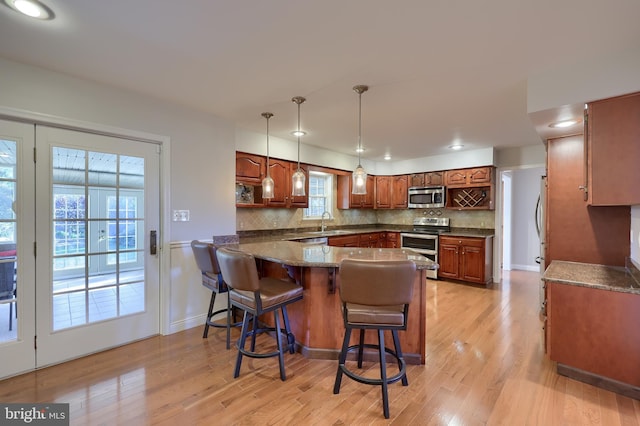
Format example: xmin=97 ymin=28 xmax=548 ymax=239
xmin=408 ymin=186 xmax=446 ymax=208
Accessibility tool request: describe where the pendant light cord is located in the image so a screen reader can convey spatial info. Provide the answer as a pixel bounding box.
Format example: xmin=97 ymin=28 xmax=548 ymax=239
xmin=297 ymin=101 xmax=301 ymax=169
xmin=358 ymin=90 xmax=362 ymax=165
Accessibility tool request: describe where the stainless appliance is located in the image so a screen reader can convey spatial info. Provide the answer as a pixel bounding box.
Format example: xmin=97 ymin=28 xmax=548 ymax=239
xmin=401 ymin=217 xmax=450 ymax=279
xmin=407 ymin=186 xmax=446 ymax=209
xmin=535 ymin=175 xmax=547 ymax=314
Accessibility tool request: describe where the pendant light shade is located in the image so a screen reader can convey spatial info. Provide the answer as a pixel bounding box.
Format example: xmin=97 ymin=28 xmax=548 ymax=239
xmin=291 ymin=96 xmax=306 ymax=197
xmin=352 ymin=85 xmax=369 ymax=195
xmin=261 ymin=112 xmax=275 ymax=199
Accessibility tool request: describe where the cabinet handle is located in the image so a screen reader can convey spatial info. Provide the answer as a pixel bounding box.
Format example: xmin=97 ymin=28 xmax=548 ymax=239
xmin=578 ymin=185 xmax=588 ymax=201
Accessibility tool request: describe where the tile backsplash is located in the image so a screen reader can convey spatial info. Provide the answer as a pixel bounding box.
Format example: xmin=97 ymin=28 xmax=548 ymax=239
xmin=237 ymin=207 xmax=495 ymax=231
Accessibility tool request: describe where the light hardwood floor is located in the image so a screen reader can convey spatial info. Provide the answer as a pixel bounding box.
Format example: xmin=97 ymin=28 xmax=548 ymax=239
xmin=1 ymin=270 xmax=639 ymax=425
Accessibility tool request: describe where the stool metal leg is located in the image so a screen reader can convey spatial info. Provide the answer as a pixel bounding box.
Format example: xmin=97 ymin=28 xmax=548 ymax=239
xmin=203 ymin=291 xmax=216 ymax=338
xmin=274 ymin=309 xmax=286 ymax=381
xmin=281 ymin=306 xmax=296 ymax=354
xmin=391 ymin=329 xmax=408 ymax=386
xmin=357 ymin=329 xmax=365 ymax=368
xmin=378 ymin=329 xmax=390 ymax=419
xmin=333 ymin=326 xmax=352 ymax=394
xmin=225 ymin=293 xmax=231 ymax=349
xmin=234 ymin=311 xmax=251 ymax=378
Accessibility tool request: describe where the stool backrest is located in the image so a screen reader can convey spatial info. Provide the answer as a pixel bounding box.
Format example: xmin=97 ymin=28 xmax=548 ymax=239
xmin=216 ymin=247 xmax=261 ymax=292
xmin=339 ymin=259 xmax=416 ymax=306
xmin=191 ymin=240 xmax=221 ymax=275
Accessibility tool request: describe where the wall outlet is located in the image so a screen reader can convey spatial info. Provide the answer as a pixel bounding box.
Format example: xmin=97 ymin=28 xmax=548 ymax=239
xmin=172 ymin=210 xmax=190 ymax=222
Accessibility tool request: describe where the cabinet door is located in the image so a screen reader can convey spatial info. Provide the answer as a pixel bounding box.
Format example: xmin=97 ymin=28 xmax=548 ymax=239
xmin=362 ymin=176 xmax=375 ymax=208
xmin=425 ymin=171 xmax=444 ymax=186
xmin=391 ymin=175 xmax=408 ymax=209
xmin=409 ymin=173 xmax=425 ymax=187
xmin=461 ymin=242 xmax=484 ymax=283
xmin=587 ymin=92 xmax=640 ymax=205
xmin=265 ymin=159 xmax=289 ymax=207
xmin=359 ymin=232 xmax=379 ymax=248
xmin=438 ymin=239 xmax=460 ymax=279
xmin=386 ymin=232 xmax=399 ymax=248
xmin=375 ymin=176 xmax=392 ymax=209
xmin=445 ymin=169 xmax=467 ymax=186
xmin=468 ymin=167 xmax=492 ymax=184
xmin=236 ymin=152 xmax=265 ymax=184
xmin=288 ymin=162 xmax=309 ymax=208
xmin=328 ymin=235 xmax=359 ymax=247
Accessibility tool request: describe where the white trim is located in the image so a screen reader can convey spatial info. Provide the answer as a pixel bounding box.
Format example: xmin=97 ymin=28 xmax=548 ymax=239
xmin=510 ymin=264 xmax=540 ymax=272
xmin=494 ymin=162 xmax=545 ymax=283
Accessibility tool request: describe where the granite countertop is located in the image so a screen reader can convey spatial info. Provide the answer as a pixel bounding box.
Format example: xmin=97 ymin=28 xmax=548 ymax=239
xmin=238 ymin=226 xmax=494 ymax=243
xmin=232 ymin=240 xmax=438 ymax=270
xmin=542 ymin=260 xmax=640 ymax=294
xmin=441 ymin=228 xmax=495 ymax=238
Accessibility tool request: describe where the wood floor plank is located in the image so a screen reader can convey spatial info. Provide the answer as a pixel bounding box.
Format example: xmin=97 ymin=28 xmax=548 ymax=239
xmin=1 ymin=270 xmax=639 ymax=425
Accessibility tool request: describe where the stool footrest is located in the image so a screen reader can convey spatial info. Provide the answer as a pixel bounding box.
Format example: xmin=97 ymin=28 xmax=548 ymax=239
xmin=338 ymin=343 xmax=407 ymax=386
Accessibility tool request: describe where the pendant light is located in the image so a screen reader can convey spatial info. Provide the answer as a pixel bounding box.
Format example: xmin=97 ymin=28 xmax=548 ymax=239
xmin=291 ymin=96 xmax=306 ymax=196
xmin=352 ymin=85 xmax=369 ymax=195
xmin=261 ymin=112 xmax=275 ymax=199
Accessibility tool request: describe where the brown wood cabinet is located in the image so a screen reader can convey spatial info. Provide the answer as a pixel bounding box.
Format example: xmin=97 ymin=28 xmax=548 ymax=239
xmin=409 ymin=171 xmax=443 ymax=188
xmin=438 ymin=235 xmax=493 ymax=285
xmin=236 ymin=153 xmax=308 ymax=208
xmin=444 ymin=166 xmax=495 ymax=210
xmin=547 ymin=281 xmax=640 ymax=389
xmin=546 ymin=135 xmax=629 ymax=266
xmin=236 ymin=152 xmax=265 ymax=184
xmin=385 ymin=232 xmax=399 ymax=248
xmin=585 ymin=91 xmax=640 ymax=206
xmin=337 ymin=174 xmax=375 ymax=209
xmin=265 ymin=159 xmax=309 ymax=208
xmin=445 ymin=167 xmax=493 ymax=186
xmin=327 ymin=234 xmax=360 ymax=247
xmin=359 ymin=232 xmax=382 ymax=248
xmin=375 ymin=175 xmax=408 ymax=209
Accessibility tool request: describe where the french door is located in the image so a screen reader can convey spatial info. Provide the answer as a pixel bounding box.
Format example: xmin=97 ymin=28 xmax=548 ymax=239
xmin=0 ymin=121 xmax=161 ymax=378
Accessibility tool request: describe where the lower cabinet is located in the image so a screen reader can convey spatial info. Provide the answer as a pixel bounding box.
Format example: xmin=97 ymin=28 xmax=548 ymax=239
xmin=438 ymin=235 xmax=493 ymax=285
xmin=328 ymin=232 xmax=385 ymax=248
xmin=327 ymin=235 xmax=359 ymax=247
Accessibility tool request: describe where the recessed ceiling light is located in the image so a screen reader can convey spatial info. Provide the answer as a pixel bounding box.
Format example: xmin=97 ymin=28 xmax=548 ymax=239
xmin=448 ymin=144 xmax=464 ymax=150
xmin=355 ymin=147 xmax=365 ymax=153
xmin=290 ymin=130 xmax=306 ymax=137
xmin=3 ymin=0 xmax=54 ymax=19
xmin=383 ymin=154 xmax=391 ymax=160
xmin=549 ymin=119 xmax=581 ymax=128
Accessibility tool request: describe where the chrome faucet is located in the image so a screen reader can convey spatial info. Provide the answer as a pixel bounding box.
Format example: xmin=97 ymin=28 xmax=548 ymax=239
xmin=321 ymin=211 xmax=331 ymax=232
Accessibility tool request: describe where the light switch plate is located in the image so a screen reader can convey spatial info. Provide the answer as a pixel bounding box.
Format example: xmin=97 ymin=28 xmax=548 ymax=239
xmin=172 ymin=210 xmax=190 ymax=222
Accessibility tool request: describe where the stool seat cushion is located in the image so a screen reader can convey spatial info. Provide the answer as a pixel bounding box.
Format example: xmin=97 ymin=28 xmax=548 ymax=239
xmin=230 ymin=277 xmax=303 ymax=310
xmin=345 ymin=303 xmax=405 ymax=326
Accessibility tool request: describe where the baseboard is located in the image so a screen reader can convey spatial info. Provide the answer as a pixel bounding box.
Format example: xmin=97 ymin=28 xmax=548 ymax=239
xmin=557 ymin=363 xmax=640 ymax=399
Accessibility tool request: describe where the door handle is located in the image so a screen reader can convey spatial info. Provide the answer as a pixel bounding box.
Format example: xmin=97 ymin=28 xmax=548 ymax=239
xmin=150 ymin=230 xmax=157 ymax=255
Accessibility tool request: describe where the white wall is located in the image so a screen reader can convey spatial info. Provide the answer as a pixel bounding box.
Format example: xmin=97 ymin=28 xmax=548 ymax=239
xmin=0 ymin=57 xmax=236 ymax=335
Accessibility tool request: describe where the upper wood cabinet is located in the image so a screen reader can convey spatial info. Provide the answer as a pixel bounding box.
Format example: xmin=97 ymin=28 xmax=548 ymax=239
xmin=391 ymin=175 xmax=408 ymax=209
xmin=375 ymin=176 xmax=392 ymax=209
xmin=409 ymin=171 xmax=443 ymax=187
xmin=264 ymin=159 xmax=309 ymax=208
xmin=444 ymin=166 xmax=495 ymax=210
xmin=337 ymin=174 xmax=375 ymax=209
xmin=375 ymin=175 xmax=408 ymax=209
xmin=236 ymin=152 xmax=265 ymax=184
xmin=585 ymin=91 xmax=640 ymax=206
xmin=445 ymin=167 xmax=493 ymax=187
xmin=235 ymin=152 xmax=308 ymax=208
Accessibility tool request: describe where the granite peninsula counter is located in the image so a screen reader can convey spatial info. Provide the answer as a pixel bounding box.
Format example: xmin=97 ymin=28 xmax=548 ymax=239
xmin=233 ymin=240 xmax=438 ymax=364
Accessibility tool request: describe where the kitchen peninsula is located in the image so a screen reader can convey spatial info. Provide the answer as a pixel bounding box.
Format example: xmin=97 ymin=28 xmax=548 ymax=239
xmin=233 ymin=240 xmax=438 ymax=364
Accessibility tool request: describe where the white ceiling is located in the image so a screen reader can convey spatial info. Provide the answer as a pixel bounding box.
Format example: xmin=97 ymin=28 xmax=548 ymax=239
xmin=1 ymin=0 xmax=639 ymax=161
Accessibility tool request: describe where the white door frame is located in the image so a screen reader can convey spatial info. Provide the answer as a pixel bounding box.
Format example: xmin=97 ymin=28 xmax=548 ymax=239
xmin=0 ymin=106 xmax=172 ymax=358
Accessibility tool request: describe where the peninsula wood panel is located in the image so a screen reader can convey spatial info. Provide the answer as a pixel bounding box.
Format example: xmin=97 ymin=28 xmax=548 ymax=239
xmin=546 ymin=135 xmax=630 ymax=266
xmin=547 ymin=282 xmax=640 ymax=387
xmin=261 ymin=263 xmax=427 ymax=364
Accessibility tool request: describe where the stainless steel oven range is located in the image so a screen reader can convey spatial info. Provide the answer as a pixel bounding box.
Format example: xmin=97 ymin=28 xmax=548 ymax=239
xmin=400 ymin=217 xmax=450 ymax=279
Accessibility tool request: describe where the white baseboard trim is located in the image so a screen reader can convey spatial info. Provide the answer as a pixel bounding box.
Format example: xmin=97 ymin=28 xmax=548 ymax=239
xmin=510 ymin=264 xmax=539 ymax=272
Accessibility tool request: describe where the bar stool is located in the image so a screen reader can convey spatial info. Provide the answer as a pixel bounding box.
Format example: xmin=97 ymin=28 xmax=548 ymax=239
xmin=191 ymin=240 xmax=239 ymax=349
xmin=215 ymin=246 xmax=303 ymax=381
xmin=333 ymin=258 xmax=416 ymax=419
